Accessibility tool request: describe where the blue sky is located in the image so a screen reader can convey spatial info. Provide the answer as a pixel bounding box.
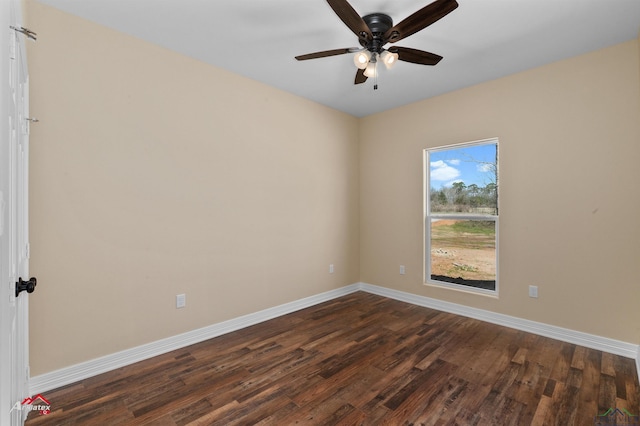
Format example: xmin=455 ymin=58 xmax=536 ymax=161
xmin=429 ymin=143 xmax=497 ymax=190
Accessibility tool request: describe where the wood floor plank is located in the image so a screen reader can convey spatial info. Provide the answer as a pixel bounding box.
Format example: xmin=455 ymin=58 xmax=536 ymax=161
xmin=26 ymin=292 xmax=640 ymax=425
xmin=549 ymin=341 xmax=576 ymax=386
xmin=329 ymin=365 xmax=387 ymax=409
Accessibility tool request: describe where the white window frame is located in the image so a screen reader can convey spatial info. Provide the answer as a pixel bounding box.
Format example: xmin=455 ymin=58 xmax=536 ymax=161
xmin=423 ymin=138 xmax=499 ymax=297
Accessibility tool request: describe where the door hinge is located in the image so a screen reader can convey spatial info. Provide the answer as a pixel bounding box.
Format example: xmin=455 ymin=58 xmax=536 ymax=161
xmin=9 ymin=30 xmax=16 ymax=59
xmin=10 ymin=26 xmax=37 ymax=41
xmin=25 ymin=243 xmax=30 ymax=259
xmin=25 ymin=117 xmax=38 ymax=136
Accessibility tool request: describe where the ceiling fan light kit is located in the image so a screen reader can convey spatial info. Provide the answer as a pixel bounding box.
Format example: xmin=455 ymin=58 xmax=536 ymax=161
xmin=295 ymin=0 xmax=459 ymax=88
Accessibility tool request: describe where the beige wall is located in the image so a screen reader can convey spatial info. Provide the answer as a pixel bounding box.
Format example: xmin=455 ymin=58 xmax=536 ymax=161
xmin=360 ymin=39 xmax=640 ymax=344
xmin=26 ymin=2 xmax=360 ymax=375
xmin=26 ymin=0 xmax=640 ymax=377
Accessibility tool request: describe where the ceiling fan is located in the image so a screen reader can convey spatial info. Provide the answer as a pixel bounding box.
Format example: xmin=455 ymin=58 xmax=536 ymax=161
xmin=295 ymin=0 xmax=459 ymax=88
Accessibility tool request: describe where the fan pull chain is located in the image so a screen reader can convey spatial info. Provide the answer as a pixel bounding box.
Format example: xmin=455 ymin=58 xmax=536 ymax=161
xmin=374 ymin=60 xmax=378 ymax=90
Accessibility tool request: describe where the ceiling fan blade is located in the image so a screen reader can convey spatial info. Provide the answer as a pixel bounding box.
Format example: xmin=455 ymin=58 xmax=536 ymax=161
xmin=384 ymin=0 xmax=458 ymax=43
xmin=295 ymin=48 xmax=357 ymax=61
xmin=389 ymin=46 xmax=443 ymax=65
xmin=327 ymin=0 xmax=372 ymax=42
xmin=354 ymin=68 xmax=368 ymax=84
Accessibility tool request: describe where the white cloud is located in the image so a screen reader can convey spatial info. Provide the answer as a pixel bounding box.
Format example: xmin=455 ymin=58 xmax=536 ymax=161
xmin=430 ymin=160 xmax=461 ymax=181
xmin=448 ymin=159 xmax=461 ymax=165
xmin=477 ymin=163 xmax=493 ymax=172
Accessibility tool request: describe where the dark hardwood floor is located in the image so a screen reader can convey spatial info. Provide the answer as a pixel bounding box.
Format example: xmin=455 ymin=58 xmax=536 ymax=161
xmin=26 ymin=292 xmax=639 ymax=425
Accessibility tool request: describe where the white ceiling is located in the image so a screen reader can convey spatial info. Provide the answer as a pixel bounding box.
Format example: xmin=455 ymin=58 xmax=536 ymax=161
xmin=36 ymin=0 xmax=640 ymax=117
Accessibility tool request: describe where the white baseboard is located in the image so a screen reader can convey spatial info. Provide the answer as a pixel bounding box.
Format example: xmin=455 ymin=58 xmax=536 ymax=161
xmin=637 ymin=347 xmax=640 ymax=385
xmin=29 ymin=283 xmax=360 ymax=394
xmin=30 ymin=281 xmax=640 ymax=394
xmin=359 ymin=283 xmax=639 ymax=359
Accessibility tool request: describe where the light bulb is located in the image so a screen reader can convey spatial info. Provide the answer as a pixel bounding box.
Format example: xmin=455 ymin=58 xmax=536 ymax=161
xmin=353 ymin=50 xmax=371 ymax=70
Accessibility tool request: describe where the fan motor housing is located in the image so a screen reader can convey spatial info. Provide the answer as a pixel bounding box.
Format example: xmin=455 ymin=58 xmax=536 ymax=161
xmin=361 ymin=13 xmax=393 ymax=51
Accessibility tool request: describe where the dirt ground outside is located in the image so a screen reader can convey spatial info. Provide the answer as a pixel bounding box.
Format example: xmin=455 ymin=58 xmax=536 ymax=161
xmin=430 ymin=219 xmax=496 ymax=286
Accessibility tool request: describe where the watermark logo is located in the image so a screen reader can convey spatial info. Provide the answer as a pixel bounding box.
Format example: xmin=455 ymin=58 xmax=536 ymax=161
xmin=594 ymin=407 xmax=639 ymax=425
xmin=10 ymin=394 xmax=51 ymax=415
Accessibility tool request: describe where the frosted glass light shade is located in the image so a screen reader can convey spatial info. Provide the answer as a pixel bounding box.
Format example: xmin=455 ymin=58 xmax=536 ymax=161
xmin=353 ymin=50 xmax=371 ymax=69
xmin=363 ymin=61 xmax=377 ymax=78
xmin=380 ymin=50 xmax=399 ymax=69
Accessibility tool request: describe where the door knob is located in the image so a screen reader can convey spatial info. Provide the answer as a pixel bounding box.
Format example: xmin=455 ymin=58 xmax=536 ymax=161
xmin=15 ymin=277 xmax=37 ymax=297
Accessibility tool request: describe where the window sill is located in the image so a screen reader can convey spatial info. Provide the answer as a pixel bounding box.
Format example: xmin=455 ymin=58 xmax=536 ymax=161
xmin=425 ymin=279 xmax=499 ymax=299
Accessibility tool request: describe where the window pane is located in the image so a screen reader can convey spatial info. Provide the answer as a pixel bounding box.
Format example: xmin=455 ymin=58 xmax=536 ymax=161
xmin=426 ymin=139 xmax=498 ymax=293
xmin=429 ymin=144 xmax=497 ymax=215
xmin=430 ymin=219 xmax=496 ymax=291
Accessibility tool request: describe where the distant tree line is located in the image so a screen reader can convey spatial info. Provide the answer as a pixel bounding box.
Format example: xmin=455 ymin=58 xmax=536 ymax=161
xmin=430 ymin=181 xmax=497 ymax=214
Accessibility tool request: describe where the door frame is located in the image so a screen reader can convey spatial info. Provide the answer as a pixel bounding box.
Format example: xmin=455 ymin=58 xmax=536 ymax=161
xmin=1 ymin=0 xmax=31 ymax=423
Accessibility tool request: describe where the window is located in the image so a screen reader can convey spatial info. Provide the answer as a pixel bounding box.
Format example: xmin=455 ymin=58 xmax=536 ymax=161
xmin=424 ymin=139 xmax=498 ymax=295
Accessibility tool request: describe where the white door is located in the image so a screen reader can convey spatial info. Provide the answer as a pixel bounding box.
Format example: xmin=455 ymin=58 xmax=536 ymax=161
xmin=1 ymin=0 xmax=32 ymax=424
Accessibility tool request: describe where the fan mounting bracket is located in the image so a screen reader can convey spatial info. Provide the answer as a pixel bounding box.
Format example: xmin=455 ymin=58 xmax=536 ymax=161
xmin=362 ymin=13 xmax=393 ymax=34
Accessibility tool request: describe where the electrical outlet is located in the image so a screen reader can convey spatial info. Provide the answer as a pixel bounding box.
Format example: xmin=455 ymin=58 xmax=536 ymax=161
xmin=399 ymin=265 xmax=406 ymax=275
xmin=176 ymin=294 xmax=186 ymax=308
xmin=329 ymin=264 xmax=334 ymax=274
xmin=528 ymin=286 xmax=538 ymax=298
